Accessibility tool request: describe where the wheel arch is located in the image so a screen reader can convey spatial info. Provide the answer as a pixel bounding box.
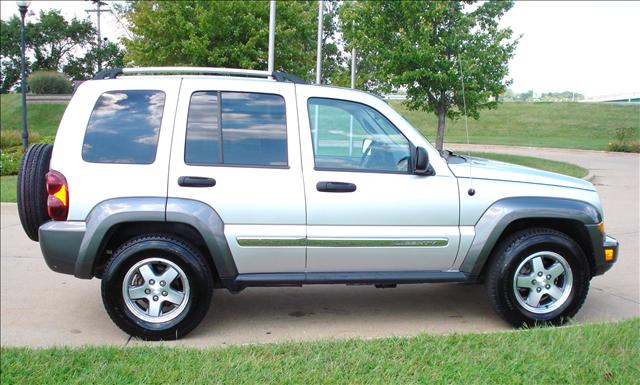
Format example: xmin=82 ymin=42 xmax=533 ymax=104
xmin=76 ymin=198 xmax=237 ymax=284
xmin=460 ymin=197 xmax=601 ymax=280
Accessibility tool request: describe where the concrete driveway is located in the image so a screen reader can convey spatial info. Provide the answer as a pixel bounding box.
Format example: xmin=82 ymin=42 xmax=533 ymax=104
xmin=1 ymin=145 xmax=638 ymax=348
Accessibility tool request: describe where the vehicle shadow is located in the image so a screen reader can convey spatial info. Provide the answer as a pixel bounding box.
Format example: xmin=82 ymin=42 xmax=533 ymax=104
xmin=187 ymin=282 xmax=510 ymax=344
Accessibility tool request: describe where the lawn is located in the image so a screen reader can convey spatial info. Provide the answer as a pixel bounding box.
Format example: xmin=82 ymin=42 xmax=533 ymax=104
xmin=468 ymin=152 xmax=588 ymax=178
xmin=1 ymin=318 xmax=638 ymax=384
xmin=0 ymin=175 xmax=17 ymax=203
xmin=391 ymin=101 xmax=640 ymax=151
xmin=0 ymin=94 xmax=67 ymax=137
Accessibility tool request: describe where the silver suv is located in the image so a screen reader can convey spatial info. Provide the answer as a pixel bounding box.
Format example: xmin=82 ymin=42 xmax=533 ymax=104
xmin=17 ymin=67 xmax=619 ymax=340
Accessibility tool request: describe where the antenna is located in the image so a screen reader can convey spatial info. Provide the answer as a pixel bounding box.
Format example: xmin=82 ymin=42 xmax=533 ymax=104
xmin=457 ymin=54 xmax=475 ymax=196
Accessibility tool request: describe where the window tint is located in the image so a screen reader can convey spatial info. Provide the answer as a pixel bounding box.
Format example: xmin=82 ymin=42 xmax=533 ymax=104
xmin=221 ymin=92 xmax=287 ymax=166
xmin=82 ymin=90 xmax=165 ymax=164
xmin=308 ymin=98 xmax=410 ymax=173
xmin=185 ymin=92 xmax=220 ymax=164
xmin=184 ymin=91 xmax=288 ymax=167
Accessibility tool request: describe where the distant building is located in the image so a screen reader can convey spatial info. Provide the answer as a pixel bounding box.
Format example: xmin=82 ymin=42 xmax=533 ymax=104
xmin=583 ymin=92 xmax=640 ymax=103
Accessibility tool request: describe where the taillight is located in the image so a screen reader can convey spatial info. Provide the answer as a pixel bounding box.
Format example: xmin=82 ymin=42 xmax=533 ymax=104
xmin=46 ymin=170 xmax=68 ymax=221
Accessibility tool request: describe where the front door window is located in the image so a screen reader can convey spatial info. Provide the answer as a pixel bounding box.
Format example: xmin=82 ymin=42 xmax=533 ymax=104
xmin=307 ymin=98 xmax=411 ymax=173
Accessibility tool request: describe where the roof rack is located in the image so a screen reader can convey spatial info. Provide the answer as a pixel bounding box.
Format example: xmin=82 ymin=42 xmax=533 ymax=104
xmin=93 ymin=67 xmax=307 ymax=84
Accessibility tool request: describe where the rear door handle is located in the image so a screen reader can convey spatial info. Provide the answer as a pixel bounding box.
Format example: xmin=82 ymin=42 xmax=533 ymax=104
xmin=316 ymin=181 xmax=357 ymax=193
xmin=178 ymin=176 xmax=216 ymax=187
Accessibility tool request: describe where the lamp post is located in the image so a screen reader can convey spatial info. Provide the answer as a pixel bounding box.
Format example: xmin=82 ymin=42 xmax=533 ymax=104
xmin=16 ymin=0 xmax=31 ymax=150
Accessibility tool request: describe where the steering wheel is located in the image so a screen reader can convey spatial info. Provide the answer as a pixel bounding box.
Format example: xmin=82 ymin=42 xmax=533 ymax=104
xmin=359 ymin=139 xmax=375 ymax=167
xmin=396 ymin=155 xmax=410 ymax=171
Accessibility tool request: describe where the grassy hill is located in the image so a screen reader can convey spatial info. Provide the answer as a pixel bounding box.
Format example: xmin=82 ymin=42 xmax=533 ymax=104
xmin=1 ymin=94 xmax=67 ymax=138
xmin=391 ymin=100 xmax=639 ymax=151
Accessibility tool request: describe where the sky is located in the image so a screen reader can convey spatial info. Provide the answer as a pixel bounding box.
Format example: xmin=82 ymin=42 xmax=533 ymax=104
xmin=1 ymin=1 xmax=638 ymax=98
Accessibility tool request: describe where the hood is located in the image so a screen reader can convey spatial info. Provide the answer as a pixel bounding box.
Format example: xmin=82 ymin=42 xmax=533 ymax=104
xmin=447 ymin=156 xmax=595 ymax=191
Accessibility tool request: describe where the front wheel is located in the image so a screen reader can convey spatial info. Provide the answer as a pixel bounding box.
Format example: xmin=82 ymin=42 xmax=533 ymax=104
xmin=101 ymin=235 xmax=213 ymax=340
xmin=485 ymin=228 xmax=590 ymax=327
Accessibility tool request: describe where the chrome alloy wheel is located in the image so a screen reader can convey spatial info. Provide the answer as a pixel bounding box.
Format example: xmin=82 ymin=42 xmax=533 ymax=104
xmin=122 ymin=258 xmax=190 ymax=323
xmin=512 ymin=251 xmax=573 ymax=314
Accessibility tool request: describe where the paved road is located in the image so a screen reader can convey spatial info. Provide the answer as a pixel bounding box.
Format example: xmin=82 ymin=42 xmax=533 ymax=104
xmin=1 ymin=145 xmax=638 ymax=348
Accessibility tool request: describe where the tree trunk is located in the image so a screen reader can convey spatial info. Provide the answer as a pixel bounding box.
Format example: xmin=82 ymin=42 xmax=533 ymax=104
xmin=435 ymin=108 xmax=446 ymax=151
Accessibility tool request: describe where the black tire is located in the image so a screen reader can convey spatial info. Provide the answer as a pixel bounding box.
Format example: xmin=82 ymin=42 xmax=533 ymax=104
xmin=101 ymin=234 xmax=213 ymax=340
xmin=485 ymin=227 xmax=590 ymax=327
xmin=17 ymin=143 xmax=53 ymax=241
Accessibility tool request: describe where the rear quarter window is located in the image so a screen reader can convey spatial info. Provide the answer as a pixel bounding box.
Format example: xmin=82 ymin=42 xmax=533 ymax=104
xmin=82 ymin=90 xmax=166 ymax=164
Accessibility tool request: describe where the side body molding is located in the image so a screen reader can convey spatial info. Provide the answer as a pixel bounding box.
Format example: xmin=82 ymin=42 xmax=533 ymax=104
xmin=460 ymin=197 xmax=602 ymax=277
xmin=76 ymin=198 xmax=166 ymax=277
xmin=165 ymin=198 xmax=238 ymax=282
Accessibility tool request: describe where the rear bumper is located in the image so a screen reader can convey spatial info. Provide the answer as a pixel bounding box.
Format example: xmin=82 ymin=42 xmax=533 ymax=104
xmin=39 ymin=221 xmax=86 ymax=276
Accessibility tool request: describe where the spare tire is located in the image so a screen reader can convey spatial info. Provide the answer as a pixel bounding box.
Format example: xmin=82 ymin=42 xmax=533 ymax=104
xmin=17 ymin=143 xmax=53 ymax=241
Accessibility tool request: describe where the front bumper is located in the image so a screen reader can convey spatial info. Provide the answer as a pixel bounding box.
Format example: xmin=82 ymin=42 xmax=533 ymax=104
xmin=590 ymin=228 xmax=619 ymax=276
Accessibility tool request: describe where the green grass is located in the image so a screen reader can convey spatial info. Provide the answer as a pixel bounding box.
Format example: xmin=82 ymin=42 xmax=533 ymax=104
xmin=0 ymin=175 xmax=17 ymax=203
xmin=468 ymin=152 xmax=589 ymax=178
xmin=391 ymin=101 xmax=640 ymax=151
xmin=0 ymin=94 xmax=67 ymax=137
xmin=2 ymin=318 xmax=638 ymax=384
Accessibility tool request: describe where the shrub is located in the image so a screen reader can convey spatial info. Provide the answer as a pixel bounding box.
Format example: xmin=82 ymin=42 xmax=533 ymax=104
xmin=608 ymin=127 xmax=640 ymax=153
xmin=0 ymin=148 xmax=22 ymax=176
xmin=608 ymin=141 xmax=640 ymax=153
xmin=27 ymin=71 xmax=72 ymax=95
xmin=0 ymin=130 xmax=42 ymax=150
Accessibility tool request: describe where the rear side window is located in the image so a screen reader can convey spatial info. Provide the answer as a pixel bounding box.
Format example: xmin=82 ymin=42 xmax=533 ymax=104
xmin=82 ymin=90 xmax=166 ymax=164
xmin=185 ymin=91 xmax=287 ymax=167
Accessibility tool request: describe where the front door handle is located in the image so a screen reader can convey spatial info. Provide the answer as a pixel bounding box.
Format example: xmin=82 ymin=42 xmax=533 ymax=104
xmin=178 ymin=176 xmax=216 ymax=188
xmin=316 ymin=181 xmax=357 ymax=193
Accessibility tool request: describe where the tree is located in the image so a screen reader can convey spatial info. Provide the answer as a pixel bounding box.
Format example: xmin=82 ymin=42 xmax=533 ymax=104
xmin=29 ymin=10 xmax=95 ymax=71
xmin=340 ymin=1 xmax=519 ymax=150
xmin=122 ymin=1 xmax=344 ymax=83
xmin=63 ymin=41 xmax=126 ymax=80
xmin=0 ymin=16 xmax=27 ymax=93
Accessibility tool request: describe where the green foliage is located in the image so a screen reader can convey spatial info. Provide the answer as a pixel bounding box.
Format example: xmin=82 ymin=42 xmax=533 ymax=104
xmin=0 ymin=16 xmax=25 ymax=93
xmin=608 ymin=126 xmax=640 ymax=152
xmin=0 ymin=130 xmax=42 ymax=149
xmin=27 ymin=71 xmax=72 ymax=94
xmin=1 ymin=319 xmax=638 ymax=384
xmin=0 ymin=147 xmax=22 ymax=176
xmin=63 ymin=42 xmax=126 ymax=81
xmin=123 ymin=1 xmax=344 ymax=83
xmin=29 ymin=10 xmax=95 ymax=72
xmin=1 ymin=9 xmax=124 ymax=90
xmin=341 ymin=1 xmax=519 ymax=149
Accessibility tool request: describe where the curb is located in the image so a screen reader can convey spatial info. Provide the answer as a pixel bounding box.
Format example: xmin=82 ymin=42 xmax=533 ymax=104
xmin=583 ymin=170 xmax=595 ymax=182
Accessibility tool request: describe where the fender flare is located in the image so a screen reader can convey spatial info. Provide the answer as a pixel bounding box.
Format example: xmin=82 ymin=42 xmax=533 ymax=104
xmin=75 ymin=197 xmax=237 ymax=280
xmin=459 ymin=197 xmax=601 ymax=277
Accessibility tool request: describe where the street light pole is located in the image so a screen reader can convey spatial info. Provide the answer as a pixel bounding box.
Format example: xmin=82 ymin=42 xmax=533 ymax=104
xmin=17 ymin=1 xmax=31 ymax=150
xmin=268 ymin=0 xmax=275 ymax=74
xmin=315 ymin=0 xmax=323 ymax=84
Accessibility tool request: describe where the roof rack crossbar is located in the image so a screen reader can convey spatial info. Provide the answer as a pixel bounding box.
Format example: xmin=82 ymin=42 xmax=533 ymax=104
xmin=93 ymin=67 xmax=307 ymax=84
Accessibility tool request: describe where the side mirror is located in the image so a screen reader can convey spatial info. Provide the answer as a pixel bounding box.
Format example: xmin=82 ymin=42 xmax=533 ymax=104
xmin=414 ymin=146 xmax=429 ymax=175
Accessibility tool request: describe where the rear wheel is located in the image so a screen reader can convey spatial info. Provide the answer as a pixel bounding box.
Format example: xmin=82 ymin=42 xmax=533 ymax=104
xmin=485 ymin=227 xmax=590 ymax=327
xmin=101 ymin=235 xmax=213 ymax=340
xmin=17 ymin=143 xmax=53 ymax=241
